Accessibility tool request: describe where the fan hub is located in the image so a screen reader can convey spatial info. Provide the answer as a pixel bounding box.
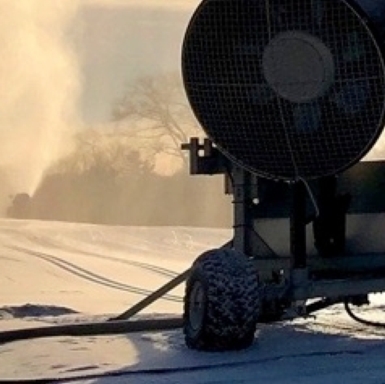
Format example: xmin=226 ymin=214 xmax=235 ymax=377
xmin=263 ymin=31 xmax=335 ymax=103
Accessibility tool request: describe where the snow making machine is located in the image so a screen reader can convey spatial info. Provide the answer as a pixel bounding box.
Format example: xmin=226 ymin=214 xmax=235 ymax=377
xmin=4 ymin=0 xmax=385 ymax=359
xmin=180 ymin=0 xmax=385 ymax=351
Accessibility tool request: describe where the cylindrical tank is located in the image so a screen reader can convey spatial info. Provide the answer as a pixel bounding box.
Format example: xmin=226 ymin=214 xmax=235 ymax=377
xmin=182 ymin=0 xmax=385 ymax=181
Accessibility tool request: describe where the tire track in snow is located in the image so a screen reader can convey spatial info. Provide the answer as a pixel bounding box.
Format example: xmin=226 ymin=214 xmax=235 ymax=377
xmin=5 ymin=245 xmax=182 ymax=303
xmin=1 ymin=228 xmax=179 ymax=279
xmin=38 ymin=237 xmax=180 ymax=278
xmin=57 ymin=244 xmax=179 ymax=279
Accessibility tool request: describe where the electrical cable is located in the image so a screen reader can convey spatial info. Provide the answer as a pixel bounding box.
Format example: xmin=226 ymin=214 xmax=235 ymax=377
xmin=344 ymin=300 xmax=385 ymax=328
xmin=298 ymin=177 xmax=320 ymax=218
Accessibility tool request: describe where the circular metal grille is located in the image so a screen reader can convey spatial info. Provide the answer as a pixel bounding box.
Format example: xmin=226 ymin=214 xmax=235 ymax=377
xmin=182 ymin=0 xmax=385 ymax=180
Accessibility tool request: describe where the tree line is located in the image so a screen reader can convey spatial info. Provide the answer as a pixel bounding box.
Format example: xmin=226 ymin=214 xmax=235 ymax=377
xmin=7 ymin=73 xmax=232 ymax=228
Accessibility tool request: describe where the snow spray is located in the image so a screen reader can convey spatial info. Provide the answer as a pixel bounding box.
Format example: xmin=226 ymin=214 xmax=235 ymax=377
xmin=0 ymin=1 xmax=81 ymax=212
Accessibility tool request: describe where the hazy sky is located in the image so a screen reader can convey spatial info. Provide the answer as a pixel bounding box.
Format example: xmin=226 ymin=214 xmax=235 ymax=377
xmin=76 ymin=1 xmax=200 ymax=123
xmin=84 ymin=0 xmax=198 ymax=9
xmin=0 ymin=0 xmax=201 ymax=203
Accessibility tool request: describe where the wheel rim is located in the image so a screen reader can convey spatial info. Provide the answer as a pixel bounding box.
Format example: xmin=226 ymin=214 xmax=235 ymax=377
xmin=189 ymin=280 xmax=206 ymax=333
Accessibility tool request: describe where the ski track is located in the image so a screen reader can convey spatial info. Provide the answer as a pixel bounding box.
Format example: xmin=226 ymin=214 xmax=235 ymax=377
xmin=4 ymin=245 xmax=182 ymax=303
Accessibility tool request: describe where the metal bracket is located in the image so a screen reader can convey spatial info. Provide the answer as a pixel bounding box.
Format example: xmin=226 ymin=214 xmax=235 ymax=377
xmin=181 ymin=137 xmax=228 ymax=175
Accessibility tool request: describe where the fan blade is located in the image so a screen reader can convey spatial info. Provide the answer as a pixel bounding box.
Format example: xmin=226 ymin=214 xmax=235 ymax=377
xmin=293 ymin=102 xmax=322 ymax=134
xmin=342 ymin=31 xmax=366 ymax=62
xmin=332 ymin=80 xmax=370 ymax=115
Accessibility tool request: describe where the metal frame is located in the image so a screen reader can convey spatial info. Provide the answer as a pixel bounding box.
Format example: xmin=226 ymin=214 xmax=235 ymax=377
xmin=182 ymin=137 xmax=385 ymax=319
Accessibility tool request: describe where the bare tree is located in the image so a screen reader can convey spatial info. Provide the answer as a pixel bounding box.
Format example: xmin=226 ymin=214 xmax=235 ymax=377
xmin=52 ymin=128 xmax=153 ymax=179
xmin=111 ymin=73 xmax=203 ymax=166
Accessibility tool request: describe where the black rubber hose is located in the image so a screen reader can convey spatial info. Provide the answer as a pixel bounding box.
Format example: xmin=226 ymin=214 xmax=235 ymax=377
xmin=0 ymin=317 xmax=183 ymax=345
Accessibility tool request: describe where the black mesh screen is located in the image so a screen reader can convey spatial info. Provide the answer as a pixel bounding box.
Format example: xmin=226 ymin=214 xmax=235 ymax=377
xmin=182 ymin=0 xmax=385 ymax=180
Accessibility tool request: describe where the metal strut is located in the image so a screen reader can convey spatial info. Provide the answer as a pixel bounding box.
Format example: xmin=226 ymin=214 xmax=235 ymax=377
xmin=111 ymin=269 xmax=190 ymax=321
xmin=291 ymin=180 xmax=307 ymax=270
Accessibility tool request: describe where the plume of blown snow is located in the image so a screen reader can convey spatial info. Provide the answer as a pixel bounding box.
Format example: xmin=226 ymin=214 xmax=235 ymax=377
xmin=0 ymin=1 xmax=81 ymax=212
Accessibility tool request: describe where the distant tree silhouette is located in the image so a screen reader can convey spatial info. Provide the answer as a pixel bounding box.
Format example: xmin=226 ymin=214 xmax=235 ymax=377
xmin=7 ymin=193 xmax=31 ymax=219
xmin=111 ymin=73 xmax=203 ymax=168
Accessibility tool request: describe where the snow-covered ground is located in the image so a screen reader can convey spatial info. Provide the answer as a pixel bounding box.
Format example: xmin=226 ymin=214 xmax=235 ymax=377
xmin=1 ymin=219 xmax=385 ymax=383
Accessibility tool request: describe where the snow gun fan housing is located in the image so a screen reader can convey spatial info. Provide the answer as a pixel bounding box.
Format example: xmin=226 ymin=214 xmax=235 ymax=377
xmin=182 ymin=0 xmax=385 ymax=181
